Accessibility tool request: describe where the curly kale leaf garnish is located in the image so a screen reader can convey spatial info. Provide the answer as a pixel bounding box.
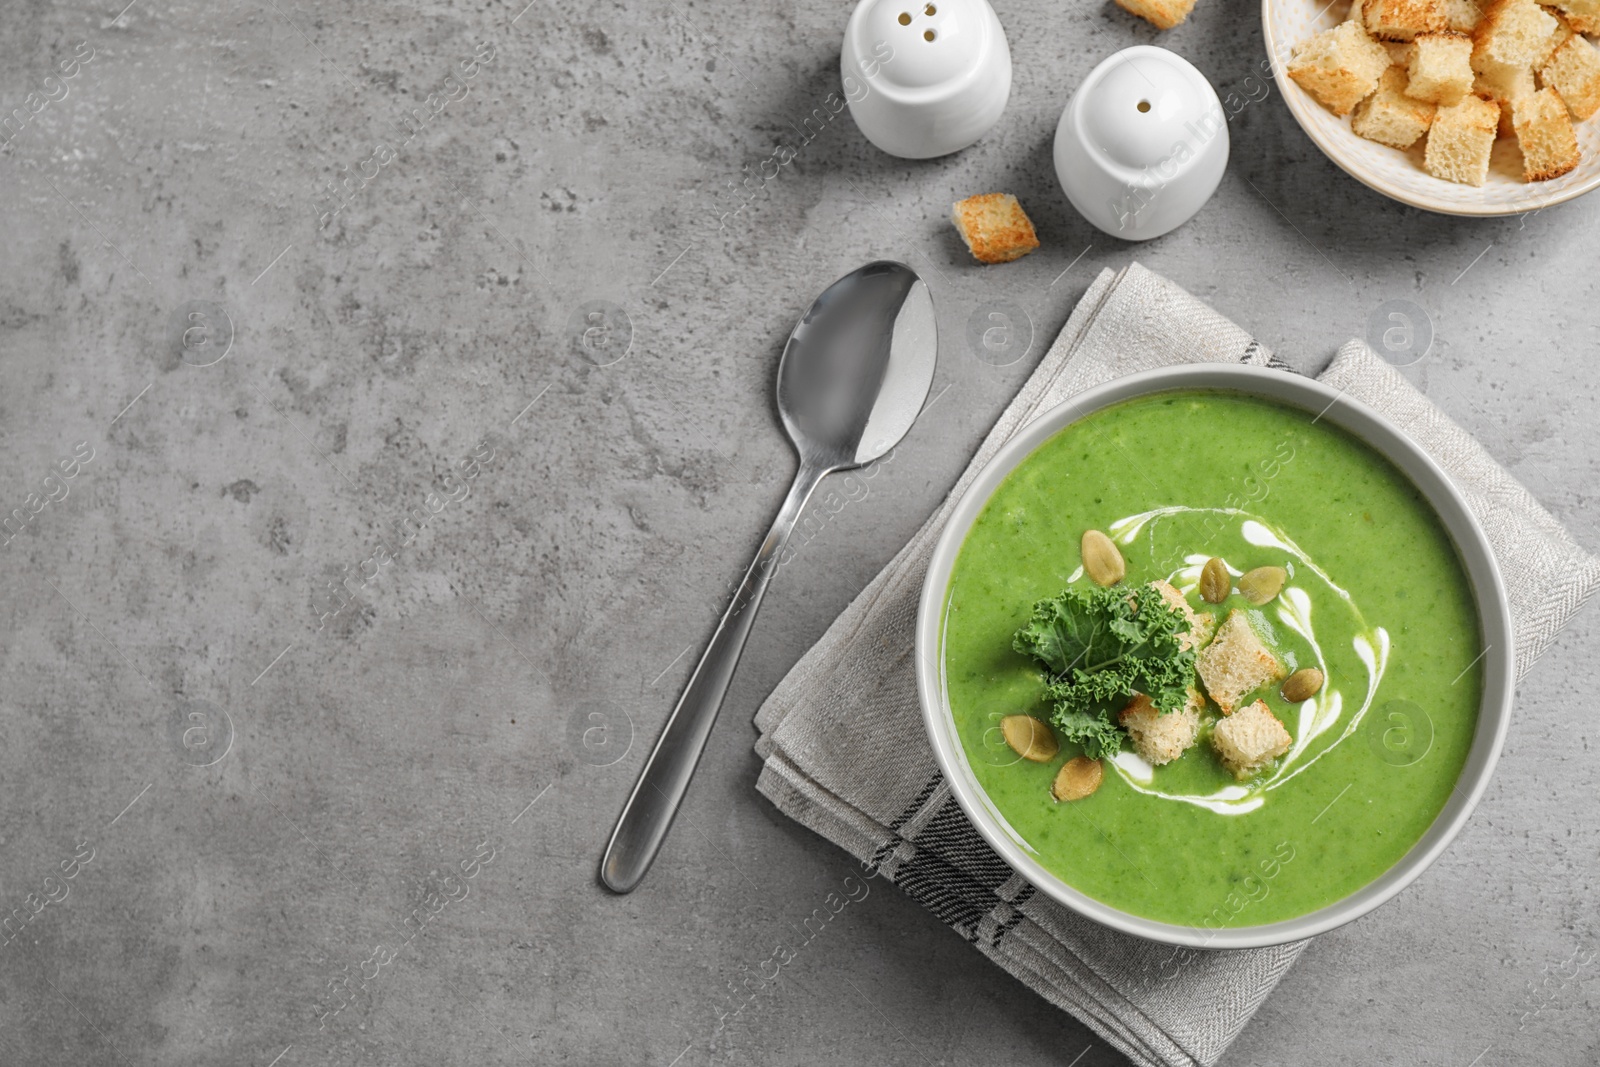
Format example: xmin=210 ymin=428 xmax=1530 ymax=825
xmin=1012 ymin=584 xmax=1195 ymax=759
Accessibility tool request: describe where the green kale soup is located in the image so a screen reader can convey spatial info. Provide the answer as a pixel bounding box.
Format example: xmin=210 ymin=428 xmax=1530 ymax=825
xmin=941 ymin=390 xmax=1483 ymax=929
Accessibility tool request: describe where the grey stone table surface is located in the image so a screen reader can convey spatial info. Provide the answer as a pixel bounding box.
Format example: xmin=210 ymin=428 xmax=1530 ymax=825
xmin=1 ymin=0 xmax=1596 ymax=1064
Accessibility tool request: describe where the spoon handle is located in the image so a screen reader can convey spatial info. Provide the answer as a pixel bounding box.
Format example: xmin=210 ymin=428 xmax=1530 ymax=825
xmin=599 ymin=459 xmax=832 ymax=893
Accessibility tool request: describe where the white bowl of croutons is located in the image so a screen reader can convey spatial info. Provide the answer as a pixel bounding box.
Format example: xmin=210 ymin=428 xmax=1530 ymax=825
xmin=1265 ymin=0 xmax=1600 ymax=213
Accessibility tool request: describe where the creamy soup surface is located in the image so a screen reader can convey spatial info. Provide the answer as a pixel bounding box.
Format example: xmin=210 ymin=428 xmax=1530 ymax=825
xmin=942 ymin=390 xmax=1483 ymax=928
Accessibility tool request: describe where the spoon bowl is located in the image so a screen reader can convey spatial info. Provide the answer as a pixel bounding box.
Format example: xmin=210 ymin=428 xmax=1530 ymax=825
xmin=779 ymin=262 xmax=935 ymax=465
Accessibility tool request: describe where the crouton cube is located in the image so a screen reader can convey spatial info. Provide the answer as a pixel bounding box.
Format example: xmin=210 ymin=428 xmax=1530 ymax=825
xmin=1352 ymin=0 xmax=1427 ymax=44
xmin=951 ymin=194 xmax=1040 ymax=265
xmin=1475 ymin=56 xmax=1534 ymax=134
xmin=1289 ymin=21 xmax=1395 ymax=114
xmin=1424 ymin=94 xmax=1501 ymax=184
xmin=1409 ymin=31 xmax=1477 ymax=101
xmin=1472 ymin=0 xmax=1558 ymax=70
xmin=1443 ymin=0 xmax=1485 ymax=31
xmin=1365 ymin=0 xmax=1448 ymax=39
xmin=1120 ymin=690 xmax=1204 ymax=766
xmin=1541 ymin=34 xmax=1600 ymax=119
xmin=1196 ymin=610 xmax=1284 ymax=715
xmin=1113 ymin=0 xmax=1198 ymax=30
xmin=1149 ymin=580 xmax=1216 ymax=651
xmin=1513 ymin=86 xmax=1581 ymax=179
xmin=1211 ymin=700 xmax=1293 ymax=780
xmin=1532 ymin=11 xmax=1575 ymax=67
xmin=1543 ymin=0 xmax=1600 ymax=32
xmin=1475 ymin=58 xmax=1536 ymax=102
xmin=1354 ymin=65 xmax=1440 ymax=145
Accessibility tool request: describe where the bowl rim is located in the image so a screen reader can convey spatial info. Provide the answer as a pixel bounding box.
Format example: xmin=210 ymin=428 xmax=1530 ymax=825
xmin=913 ymin=363 xmax=1515 ymax=949
xmin=1259 ymin=0 xmax=1600 ymax=217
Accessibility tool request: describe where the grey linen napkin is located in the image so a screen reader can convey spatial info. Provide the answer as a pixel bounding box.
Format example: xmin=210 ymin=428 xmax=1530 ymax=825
xmin=752 ymin=262 xmax=1600 ymax=1067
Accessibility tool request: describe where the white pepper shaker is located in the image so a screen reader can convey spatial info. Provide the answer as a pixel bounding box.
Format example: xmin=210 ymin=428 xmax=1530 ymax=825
xmin=1052 ymin=46 xmax=1229 ymax=241
xmin=841 ymin=0 xmax=1012 ymax=159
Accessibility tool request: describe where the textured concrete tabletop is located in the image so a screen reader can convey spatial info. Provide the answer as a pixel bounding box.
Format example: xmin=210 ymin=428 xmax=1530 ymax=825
xmin=1 ymin=0 xmax=1597 ymax=1064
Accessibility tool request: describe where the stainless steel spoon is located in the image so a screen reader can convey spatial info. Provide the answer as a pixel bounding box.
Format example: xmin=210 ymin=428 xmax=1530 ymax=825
xmin=599 ymin=260 xmax=937 ymax=893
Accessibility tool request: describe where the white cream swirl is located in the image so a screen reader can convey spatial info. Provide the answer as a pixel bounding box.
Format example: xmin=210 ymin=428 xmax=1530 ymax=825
xmin=1105 ymin=506 xmax=1388 ymax=816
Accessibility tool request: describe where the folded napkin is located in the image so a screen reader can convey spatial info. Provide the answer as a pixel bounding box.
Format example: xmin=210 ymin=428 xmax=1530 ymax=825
xmin=753 ymin=263 xmax=1600 ymax=1067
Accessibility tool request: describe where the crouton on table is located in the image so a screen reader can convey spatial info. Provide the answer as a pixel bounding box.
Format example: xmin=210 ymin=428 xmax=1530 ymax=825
xmin=1113 ymin=0 xmax=1198 ymax=30
xmin=951 ymin=194 xmax=1040 ymax=265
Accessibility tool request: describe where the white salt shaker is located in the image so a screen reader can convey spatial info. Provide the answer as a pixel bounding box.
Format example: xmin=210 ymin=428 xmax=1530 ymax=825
xmin=1052 ymin=46 xmax=1229 ymax=241
xmin=841 ymin=0 xmax=1012 ymax=159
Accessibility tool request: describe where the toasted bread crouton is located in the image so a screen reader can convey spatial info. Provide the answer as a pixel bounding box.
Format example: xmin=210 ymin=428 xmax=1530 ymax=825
xmin=1472 ymin=0 xmax=1558 ymax=70
xmin=1475 ymin=57 xmax=1536 ymax=103
xmin=1424 ymin=93 xmax=1501 ymax=183
xmin=1532 ymin=10 xmax=1575 ymax=67
xmin=1120 ymin=690 xmax=1205 ymax=766
xmin=1289 ymin=21 xmax=1395 ymax=113
xmin=1196 ymin=610 xmax=1284 ymax=715
xmin=1543 ymin=0 xmax=1600 ymax=32
xmin=1409 ymin=31 xmax=1477 ymax=101
xmin=1475 ymin=57 xmax=1534 ymax=135
xmin=1443 ymin=0 xmax=1485 ymax=31
xmin=1149 ymin=580 xmax=1216 ymax=651
xmin=1354 ymin=65 xmax=1440 ymax=145
xmin=1113 ymin=0 xmax=1198 ymax=30
xmin=1470 ymin=66 xmax=1530 ymax=141
xmin=1365 ymin=0 xmax=1448 ymax=39
xmin=1352 ymin=0 xmax=1425 ymax=42
xmin=951 ymin=194 xmax=1040 ymax=265
xmin=1211 ymin=700 xmax=1293 ymax=780
xmin=1513 ymin=86 xmax=1581 ymax=178
xmin=1541 ymin=34 xmax=1600 ymax=119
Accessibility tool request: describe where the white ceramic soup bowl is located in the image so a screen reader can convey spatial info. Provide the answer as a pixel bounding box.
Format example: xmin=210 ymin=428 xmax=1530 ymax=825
xmin=914 ymin=363 xmax=1514 ymax=949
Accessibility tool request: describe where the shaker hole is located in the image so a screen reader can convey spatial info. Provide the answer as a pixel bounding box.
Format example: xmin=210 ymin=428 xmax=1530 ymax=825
xmin=898 ymin=11 xmax=911 ymax=23
xmin=1136 ymin=99 xmax=1151 ymax=113
xmin=925 ymin=3 xmax=937 ymax=13
xmin=924 ymin=28 xmax=936 ymax=40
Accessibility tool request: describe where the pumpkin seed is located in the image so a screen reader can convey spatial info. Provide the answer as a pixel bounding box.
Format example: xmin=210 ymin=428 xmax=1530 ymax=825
xmin=1081 ymin=530 xmax=1125 ymax=587
xmin=1000 ymin=715 xmax=1059 ymax=762
xmin=1052 ymin=756 xmax=1104 ymax=801
xmin=1199 ymin=557 xmax=1231 ymax=603
xmin=1281 ymin=668 xmax=1324 ymax=702
xmin=1238 ymin=566 xmax=1287 ymax=605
